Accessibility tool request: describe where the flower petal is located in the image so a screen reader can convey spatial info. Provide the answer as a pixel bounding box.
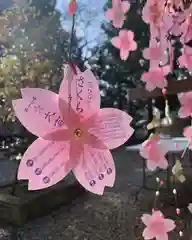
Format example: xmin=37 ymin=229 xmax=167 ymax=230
xmin=43 ymin=129 xmax=71 ymax=141
xmin=152 ymin=210 xmax=164 ymax=218
xmin=121 ymin=1 xmax=130 ymax=13
xmin=183 ymin=126 xmax=192 ymax=139
xmin=130 ymin=41 xmax=137 ymax=51
xmin=59 ymin=68 xmax=100 ymax=120
xmin=113 ymin=16 xmax=124 ymax=28
xmin=164 ymin=219 xmax=176 ymax=232
xmin=18 ymin=138 xmax=71 ymax=190
xmin=87 ymin=108 xmax=133 ymax=149
xmin=113 ymin=0 xmax=121 ymax=7
xmin=147 ymin=160 xmax=158 ymax=171
xmin=105 ymin=9 xmax=114 ymax=20
xmin=142 ymin=228 xmax=155 ymax=239
xmin=158 ymin=157 xmax=168 ymax=169
xmin=143 ymin=48 xmax=150 ymax=59
xmin=120 ymin=49 xmax=129 ymax=60
xmin=178 ymin=106 xmax=190 ymax=118
xmin=141 ymin=214 xmax=151 ymax=225
xmin=12 ymin=88 xmax=64 ymax=137
xmin=111 ymin=36 xmax=121 ymax=49
xmin=156 ymin=233 xmax=168 ymax=240
xmin=73 ymin=145 xmax=116 ymax=194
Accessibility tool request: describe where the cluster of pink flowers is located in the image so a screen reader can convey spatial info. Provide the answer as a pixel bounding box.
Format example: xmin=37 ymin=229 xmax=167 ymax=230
xmin=104 ymin=0 xmax=192 ymax=239
xmin=141 ymin=0 xmax=192 ymax=91
xmin=105 ymin=0 xmax=137 ymax=60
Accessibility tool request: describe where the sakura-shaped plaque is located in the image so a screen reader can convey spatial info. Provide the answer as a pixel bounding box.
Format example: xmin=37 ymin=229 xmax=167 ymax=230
xmin=12 ymin=64 xmax=134 ymax=195
xmin=140 ymin=134 xmax=168 ymax=171
xmin=141 ymin=211 xmax=175 ymax=240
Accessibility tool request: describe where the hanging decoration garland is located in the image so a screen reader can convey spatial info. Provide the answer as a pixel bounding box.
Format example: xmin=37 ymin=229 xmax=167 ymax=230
xmin=105 ymin=0 xmax=192 ymax=238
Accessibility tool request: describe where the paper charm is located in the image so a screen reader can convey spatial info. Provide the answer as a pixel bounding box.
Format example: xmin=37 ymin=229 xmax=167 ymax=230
xmin=140 ymin=134 xmax=168 ymax=171
xmin=141 ymin=211 xmax=176 ymax=240
xmin=141 ymin=66 xmax=170 ymax=92
xmin=12 ymin=64 xmax=134 ymax=195
xmin=68 ymin=0 xmax=77 ymax=16
xmin=111 ymin=30 xmax=137 ymax=60
xmin=178 ymin=91 xmax=192 ymax=118
xmin=172 ymin=159 xmax=186 ymax=183
xmin=105 ymin=0 xmax=130 ymax=28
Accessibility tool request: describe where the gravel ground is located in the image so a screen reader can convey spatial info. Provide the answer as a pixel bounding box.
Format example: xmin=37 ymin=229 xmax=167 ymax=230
xmin=0 ymin=148 xmax=191 ymax=240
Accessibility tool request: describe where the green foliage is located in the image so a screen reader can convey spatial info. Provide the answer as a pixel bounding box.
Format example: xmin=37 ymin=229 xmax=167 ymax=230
xmin=0 ymin=0 xmax=66 ymax=127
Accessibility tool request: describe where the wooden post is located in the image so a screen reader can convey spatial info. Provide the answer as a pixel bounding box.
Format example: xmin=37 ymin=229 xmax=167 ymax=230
xmin=127 ymin=76 xmax=192 ymax=101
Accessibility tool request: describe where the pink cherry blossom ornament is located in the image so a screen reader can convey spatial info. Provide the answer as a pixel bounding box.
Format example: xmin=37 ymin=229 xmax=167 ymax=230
xmin=105 ymin=0 xmax=130 ymax=28
xmin=178 ymin=91 xmax=192 ymax=118
xmin=140 ymin=136 xmax=168 ymax=171
xmin=111 ymin=30 xmax=137 ymax=60
xmin=12 ymin=64 xmax=134 ymax=195
xmin=141 ymin=210 xmax=176 ymax=240
xmin=141 ymin=66 xmax=170 ymax=92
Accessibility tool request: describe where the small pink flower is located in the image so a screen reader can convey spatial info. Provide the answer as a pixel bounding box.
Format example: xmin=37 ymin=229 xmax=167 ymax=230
xmin=143 ymin=40 xmax=168 ymax=65
xmin=183 ymin=126 xmax=192 ymax=149
xmin=68 ymin=0 xmax=77 ymax=16
xmin=178 ymin=46 xmax=192 ymax=71
xmin=178 ymin=91 xmax=192 ymax=118
xmin=140 ymin=137 xmax=168 ymax=171
xmin=141 ymin=66 xmax=170 ymax=92
xmin=105 ymin=0 xmax=130 ymax=28
xmin=142 ymin=0 xmax=164 ymax=26
xmin=111 ymin=30 xmax=137 ymax=60
xmin=141 ymin=211 xmax=176 ymax=240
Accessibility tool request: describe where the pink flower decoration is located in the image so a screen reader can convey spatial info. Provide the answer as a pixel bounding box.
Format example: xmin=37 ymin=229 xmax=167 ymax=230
xmin=169 ymin=12 xmax=185 ymax=37
xmin=12 ymin=64 xmax=134 ymax=195
xmin=111 ymin=30 xmax=137 ymax=60
xmin=105 ymin=0 xmax=130 ymax=28
xmin=142 ymin=1 xmax=163 ymax=26
xmin=141 ymin=66 xmax=170 ymax=92
xmin=178 ymin=46 xmax=192 ymax=71
xmin=143 ymin=40 xmax=168 ymax=66
xmin=178 ymin=91 xmax=192 ymax=118
xmin=180 ymin=14 xmax=192 ymax=44
xmin=141 ymin=211 xmax=176 ymax=240
xmin=68 ymin=0 xmax=77 ymax=16
xmin=140 ymin=137 xmax=168 ymax=171
xmin=183 ymin=126 xmax=192 ymax=149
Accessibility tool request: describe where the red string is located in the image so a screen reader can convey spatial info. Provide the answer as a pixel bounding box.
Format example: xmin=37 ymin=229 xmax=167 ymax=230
xmin=69 ymin=61 xmax=77 ymax=75
xmin=63 ymin=61 xmax=77 ymax=75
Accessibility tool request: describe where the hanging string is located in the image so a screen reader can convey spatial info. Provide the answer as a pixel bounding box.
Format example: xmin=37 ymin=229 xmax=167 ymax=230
xmin=152 ymin=178 xmax=184 ymax=238
xmin=152 ymin=177 xmax=164 ymax=212
xmin=68 ymin=14 xmax=77 ymax=75
xmin=65 ymin=13 xmax=77 ymax=115
xmin=173 ymin=188 xmax=184 ymax=239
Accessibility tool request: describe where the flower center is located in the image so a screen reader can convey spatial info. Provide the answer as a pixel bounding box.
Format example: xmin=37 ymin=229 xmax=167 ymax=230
xmin=74 ymin=128 xmax=82 ymax=138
